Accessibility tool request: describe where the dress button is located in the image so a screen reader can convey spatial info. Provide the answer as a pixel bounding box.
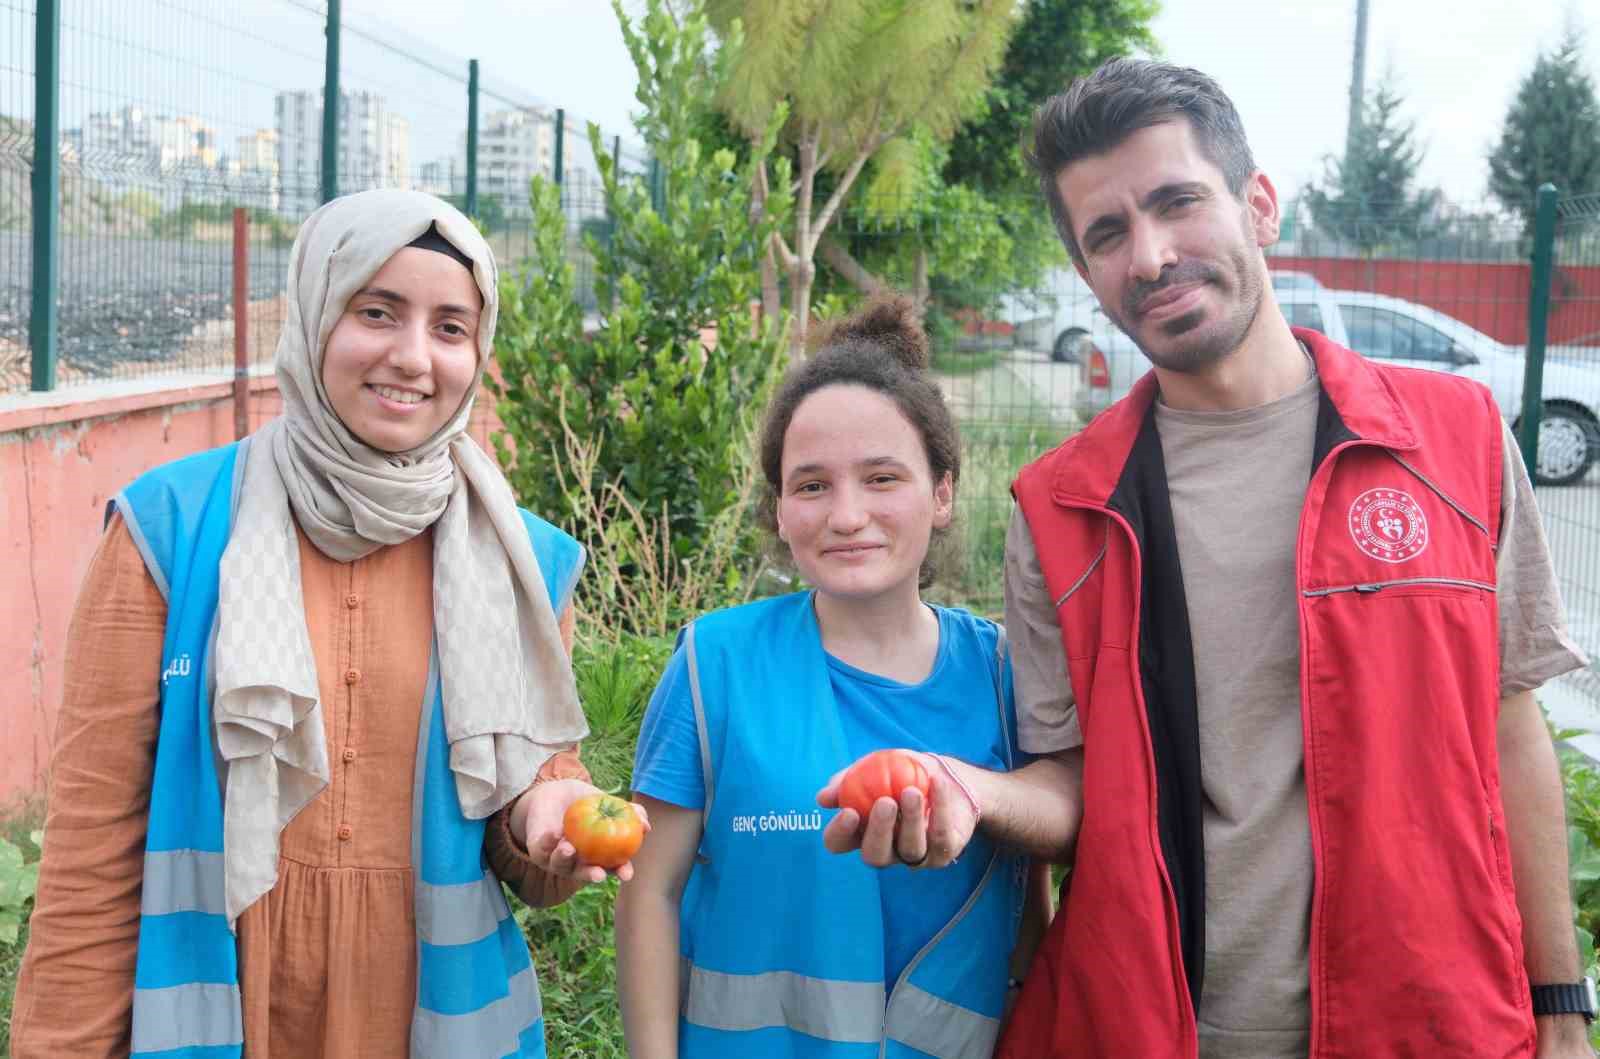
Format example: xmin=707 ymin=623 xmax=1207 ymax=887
xmin=345 ymin=593 xmax=360 ymax=609
xmin=344 ymin=669 xmax=360 ymax=685
xmin=337 ymin=825 xmax=353 ymax=841
xmin=342 ymin=747 xmax=357 ymax=763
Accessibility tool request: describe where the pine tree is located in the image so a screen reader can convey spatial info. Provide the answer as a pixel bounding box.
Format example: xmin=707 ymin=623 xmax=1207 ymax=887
xmin=1304 ymin=73 xmax=1441 ymax=253
xmin=1489 ymin=27 xmax=1600 ymax=227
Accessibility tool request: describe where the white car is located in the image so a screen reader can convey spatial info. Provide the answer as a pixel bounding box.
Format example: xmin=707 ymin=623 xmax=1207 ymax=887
xmin=1075 ymin=286 xmax=1600 ymax=486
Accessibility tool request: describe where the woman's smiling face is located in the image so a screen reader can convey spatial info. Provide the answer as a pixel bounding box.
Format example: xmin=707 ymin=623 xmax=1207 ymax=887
xmin=775 ymin=384 xmax=952 ymax=603
xmin=320 ymin=246 xmax=483 ymax=453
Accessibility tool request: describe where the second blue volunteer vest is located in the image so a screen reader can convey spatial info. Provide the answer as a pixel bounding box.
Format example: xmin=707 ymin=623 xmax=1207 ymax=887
xmin=677 ymin=592 xmax=1025 ymax=1058
xmin=111 ymin=439 xmax=583 ymax=1059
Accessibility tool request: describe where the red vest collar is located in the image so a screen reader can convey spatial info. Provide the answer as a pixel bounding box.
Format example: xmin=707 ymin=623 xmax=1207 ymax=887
xmin=1048 ymin=327 xmax=1419 ymax=507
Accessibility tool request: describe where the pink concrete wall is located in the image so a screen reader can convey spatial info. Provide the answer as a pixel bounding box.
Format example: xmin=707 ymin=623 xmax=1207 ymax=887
xmin=1 ymin=377 xmax=503 ymax=804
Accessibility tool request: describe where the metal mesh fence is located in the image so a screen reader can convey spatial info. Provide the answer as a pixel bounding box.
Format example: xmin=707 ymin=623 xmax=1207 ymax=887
xmin=2 ymin=0 xmax=37 ymax=390
xmin=2 ymin=0 xmax=649 ymax=395
xmin=1538 ymin=192 xmax=1600 ymax=727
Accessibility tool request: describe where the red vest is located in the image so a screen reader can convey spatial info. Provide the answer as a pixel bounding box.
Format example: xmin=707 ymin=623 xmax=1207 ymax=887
xmin=1000 ymin=330 xmax=1532 ymax=1058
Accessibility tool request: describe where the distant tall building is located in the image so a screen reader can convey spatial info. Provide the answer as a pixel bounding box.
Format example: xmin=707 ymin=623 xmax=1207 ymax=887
xmin=463 ymin=107 xmax=554 ymax=217
xmin=231 ymin=129 xmax=280 ymax=211
xmin=78 ymin=105 xmax=216 ymax=172
xmin=385 ymin=113 xmax=411 ymax=188
xmin=235 ymin=129 xmax=278 ymax=173
xmin=417 ymin=157 xmax=460 ymax=198
xmin=274 ymin=90 xmax=413 ymax=216
xmin=74 ymin=105 xmax=221 ymax=206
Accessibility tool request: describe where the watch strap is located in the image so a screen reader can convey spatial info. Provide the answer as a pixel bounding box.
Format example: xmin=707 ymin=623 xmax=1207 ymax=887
xmin=1531 ymin=979 xmax=1597 ymax=1022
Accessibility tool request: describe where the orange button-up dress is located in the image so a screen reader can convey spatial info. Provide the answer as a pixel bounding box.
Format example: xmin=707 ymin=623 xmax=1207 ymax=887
xmin=12 ymin=514 xmax=587 ymax=1059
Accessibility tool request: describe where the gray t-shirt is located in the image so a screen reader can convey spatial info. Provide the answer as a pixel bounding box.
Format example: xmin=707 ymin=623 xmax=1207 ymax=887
xmin=1004 ymin=379 xmax=1588 ymax=1059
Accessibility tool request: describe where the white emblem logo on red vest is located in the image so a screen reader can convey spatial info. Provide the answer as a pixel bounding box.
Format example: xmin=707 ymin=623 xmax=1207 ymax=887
xmin=1348 ymin=488 xmax=1429 ymax=563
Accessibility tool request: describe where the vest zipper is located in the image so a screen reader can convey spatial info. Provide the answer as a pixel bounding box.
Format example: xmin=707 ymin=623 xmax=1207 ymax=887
xmin=1043 ymin=496 xmax=1199 ymax=1053
xmin=1302 ymin=576 xmax=1495 ymax=598
xmin=879 ymin=852 xmax=1001 ymax=1058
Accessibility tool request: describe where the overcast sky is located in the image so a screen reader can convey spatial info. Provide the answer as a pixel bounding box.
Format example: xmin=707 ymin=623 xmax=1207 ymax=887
xmin=29 ymin=0 xmax=1600 ymax=206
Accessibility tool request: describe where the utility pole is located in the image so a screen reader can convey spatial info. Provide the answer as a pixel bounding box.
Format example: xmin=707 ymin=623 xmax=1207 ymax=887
xmin=1345 ymin=0 xmax=1370 ymax=164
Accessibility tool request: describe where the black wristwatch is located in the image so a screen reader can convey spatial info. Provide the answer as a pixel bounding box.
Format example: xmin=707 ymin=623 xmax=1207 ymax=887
xmin=1531 ymin=977 xmax=1597 ymax=1023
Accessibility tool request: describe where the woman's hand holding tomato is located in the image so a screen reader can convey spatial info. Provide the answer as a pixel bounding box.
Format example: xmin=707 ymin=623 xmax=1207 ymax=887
xmin=512 ymin=778 xmax=651 ymax=890
xmin=817 ymin=749 xmax=983 ymax=871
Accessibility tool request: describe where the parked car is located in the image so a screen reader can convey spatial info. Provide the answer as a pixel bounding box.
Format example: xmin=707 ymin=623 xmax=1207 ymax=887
xmin=1075 ymin=286 xmax=1600 ymax=486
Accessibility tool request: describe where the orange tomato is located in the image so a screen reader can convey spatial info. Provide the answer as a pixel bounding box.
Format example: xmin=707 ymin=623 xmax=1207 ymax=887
xmin=562 ymin=793 xmax=645 ymax=869
xmin=836 ymin=749 xmax=932 ymax=821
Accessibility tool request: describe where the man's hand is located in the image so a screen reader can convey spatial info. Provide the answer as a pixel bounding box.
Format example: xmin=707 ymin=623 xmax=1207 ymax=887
xmin=817 ymin=752 xmax=980 ymax=870
xmin=510 ymin=778 xmax=651 ymax=893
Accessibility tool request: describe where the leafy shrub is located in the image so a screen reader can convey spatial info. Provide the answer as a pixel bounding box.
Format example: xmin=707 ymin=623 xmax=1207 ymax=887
xmin=492 ymin=0 xmax=791 ymax=609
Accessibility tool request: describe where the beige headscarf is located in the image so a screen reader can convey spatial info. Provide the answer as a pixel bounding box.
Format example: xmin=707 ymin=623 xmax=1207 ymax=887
xmin=212 ymin=189 xmax=588 ymax=926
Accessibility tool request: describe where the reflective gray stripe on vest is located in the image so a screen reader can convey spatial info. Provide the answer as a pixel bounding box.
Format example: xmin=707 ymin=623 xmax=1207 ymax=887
xmin=884 ymin=983 xmax=1000 ymax=1059
xmin=682 ymin=962 xmax=885 ymax=1043
xmin=140 ymin=849 xmax=226 ymax=916
xmin=411 ymin=964 xmax=542 ymax=1058
xmin=131 ymin=982 xmax=243 ymax=1053
xmin=415 ymin=871 xmax=508 ymax=947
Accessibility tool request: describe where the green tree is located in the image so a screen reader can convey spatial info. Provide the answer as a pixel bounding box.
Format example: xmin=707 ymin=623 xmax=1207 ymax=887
xmin=1304 ymin=73 xmax=1441 ymax=253
xmin=815 ymin=0 xmax=1156 ymax=332
xmin=1489 ymin=26 xmax=1600 ymax=227
xmin=942 ymin=0 xmax=1159 ymax=196
xmin=492 ymin=0 xmax=790 ymax=611
xmin=704 ymin=0 xmax=1014 ymax=354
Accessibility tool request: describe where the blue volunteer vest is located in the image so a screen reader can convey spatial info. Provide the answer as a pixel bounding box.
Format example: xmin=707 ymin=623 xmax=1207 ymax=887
xmin=111 ymin=439 xmax=583 ymax=1059
xmin=676 ymin=593 xmax=1025 ymax=1059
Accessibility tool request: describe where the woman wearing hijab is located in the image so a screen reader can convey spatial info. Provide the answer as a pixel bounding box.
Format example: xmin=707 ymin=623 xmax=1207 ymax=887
xmin=10 ymin=189 xmax=636 ymax=1059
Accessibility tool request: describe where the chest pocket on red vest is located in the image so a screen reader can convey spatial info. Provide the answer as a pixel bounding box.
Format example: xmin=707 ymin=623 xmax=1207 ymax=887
xmin=1306 ymin=454 xmax=1496 ymax=598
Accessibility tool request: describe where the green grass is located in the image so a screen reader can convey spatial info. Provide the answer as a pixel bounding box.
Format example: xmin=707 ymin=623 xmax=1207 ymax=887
xmin=1 ymin=920 xmax=29 ymax=1055
xmin=0 ymin=798 xmax=44 ymax=1056
xmin=511 ymin=632 xmax=667 ymax=1056
xmin=931 ymin=345 xmax=1005 ymax=376
xmin=521 ymin=881 xmax=630 ymax=1058
xmin=1555 ymin=727 xmax=1600 ymax=1049
xmin=929 ymin=356 xmax=1080 ymax=616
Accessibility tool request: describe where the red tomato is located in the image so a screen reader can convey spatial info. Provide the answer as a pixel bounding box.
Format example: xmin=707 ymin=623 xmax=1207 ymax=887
xmin=562 ymin=793 xmax=645 ymax=869
xmin=836 ymin=749 xmax=932 ymax=821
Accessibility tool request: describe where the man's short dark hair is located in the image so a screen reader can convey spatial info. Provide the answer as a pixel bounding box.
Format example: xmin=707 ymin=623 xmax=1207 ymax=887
xmin=1027 ymin=58 xmax=1257 ymax=263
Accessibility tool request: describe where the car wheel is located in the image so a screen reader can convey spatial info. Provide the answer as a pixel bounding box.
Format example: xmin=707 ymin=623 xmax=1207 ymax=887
xmin=1531 ymin=404 xmax=1598 ymax=487
xmin=1053 ymin=327 xmax=1088 ymax=363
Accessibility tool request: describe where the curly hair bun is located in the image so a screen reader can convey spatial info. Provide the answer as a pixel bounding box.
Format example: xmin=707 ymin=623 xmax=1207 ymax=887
xmin=810 ymin=292 xmax=928 ymax=371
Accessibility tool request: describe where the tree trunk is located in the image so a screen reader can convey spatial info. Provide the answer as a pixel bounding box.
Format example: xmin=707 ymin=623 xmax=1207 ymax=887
xmin=751 ymin=162 xmax=784 ymax=331
xmin=818 ymin=234 xmax=884 ymax=297
xmin=913 ymin=244 xmax=930 ymax=317
xmin=761 ymin=246 xmax=783 ymax=331
xmin=790 ymin=259 xmax=815 ymax=357
xmin=790 ymin=130 xmax=820 ymax=358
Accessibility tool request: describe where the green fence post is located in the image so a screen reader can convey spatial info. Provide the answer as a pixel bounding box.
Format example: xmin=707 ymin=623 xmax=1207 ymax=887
xmin=465 ymin=59 xmax=479 ymax=218
xmin=320 ymin=0 xmax=341 ymax=204
xmin=30 ymin=0 xmax=61 ymax=392
xmin=552 ymin=108 xmax=564 ymax=187
xmin=1519 ymin=183 xmax=1559 ymax=475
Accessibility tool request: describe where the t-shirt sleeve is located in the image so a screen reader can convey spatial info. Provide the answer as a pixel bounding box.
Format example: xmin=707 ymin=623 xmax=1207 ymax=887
xmin=629 ymin=641 xmax=707 ymax=809
xmin=997 ymin=645 xmax=1035 ymax=769
xmin=1004 ymin=504 xmax=1083 ymax=754
xmin=1495 ymin=418 xmax=1590 ymax=696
